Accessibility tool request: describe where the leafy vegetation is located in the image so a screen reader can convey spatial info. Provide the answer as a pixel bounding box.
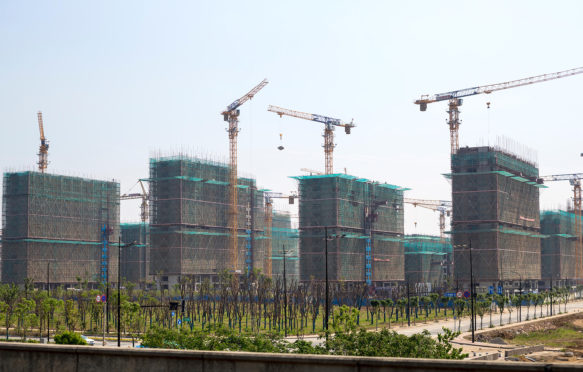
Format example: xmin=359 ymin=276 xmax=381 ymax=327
xmin=54 ymin=331 xmax=87 ymax=345
xmin=142 ymin=306 xmax=467 ymax=359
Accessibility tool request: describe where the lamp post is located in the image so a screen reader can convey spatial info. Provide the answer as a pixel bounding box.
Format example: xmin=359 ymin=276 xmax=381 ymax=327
xmin=454 ymin=242 xmax=475 ymax=342
xmin=283 ymin=245 xmax=288 ymax=337
xmin=406 ymin=281 xmax=411 ymax=326
xmin=468 ymin=240 xmax=475 ymax=343
xmin=118 ymin=238 xmax=136 ymax=347
xmin=324 ymin=226 xmax=329 ymax=339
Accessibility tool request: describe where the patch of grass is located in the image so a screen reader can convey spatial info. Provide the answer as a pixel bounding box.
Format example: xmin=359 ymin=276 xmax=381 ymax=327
xmin=510 ymin=328 xmax=583 ymax=348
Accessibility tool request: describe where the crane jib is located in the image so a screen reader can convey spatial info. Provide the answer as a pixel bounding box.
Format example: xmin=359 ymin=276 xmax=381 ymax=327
xmin=312 ymin=114 xmax=342 ymax=126
xmin=435 ymin=87 xmax=480 ymax=102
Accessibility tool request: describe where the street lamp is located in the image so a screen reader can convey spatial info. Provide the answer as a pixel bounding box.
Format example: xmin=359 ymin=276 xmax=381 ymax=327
xmin=282 ymin=245 xmax=288 ymax=337
xmin=323 ymin=226 xmax=346 ymax=339
xmin=118 ymin=237 xmax=136 ymax=347
xmin=453 ymin=242 xmax=476 ymax=342
xmin=508 ymin=271 xmax=523 ymax=322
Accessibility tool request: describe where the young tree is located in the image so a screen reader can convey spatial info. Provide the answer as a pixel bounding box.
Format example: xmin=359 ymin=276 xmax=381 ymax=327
xmin=0 ymin=283 xmax=20 ymax=340
xmin=14 ymin=298 xmax=35 ymax=340
xmin=453 ymin=299 xmax=465 ymax=332
xmin=429 ymin=292 xmax=440 ymax=319
xmin=507 ymin=296 xmax=515 ymax=324
xmin=369 ymin=300 xmax=380 ymax=330
xmin=523 ymin=293 xmax=532 ymax=320
xmin=476 ymin=300 xmax=489 ymax=330
xmin=396 ymin=298 xmax=407 ymax=326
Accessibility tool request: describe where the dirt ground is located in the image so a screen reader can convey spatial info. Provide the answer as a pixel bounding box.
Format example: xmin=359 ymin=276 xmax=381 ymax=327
xmin=473 ymin=312 xmax=583 ymax=364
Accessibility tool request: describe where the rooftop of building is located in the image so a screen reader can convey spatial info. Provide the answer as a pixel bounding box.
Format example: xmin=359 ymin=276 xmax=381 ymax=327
xmin=3 ymin=170 xmax=118 ymax=185
xmin=290 ymin=173 xmax=410 ymax=191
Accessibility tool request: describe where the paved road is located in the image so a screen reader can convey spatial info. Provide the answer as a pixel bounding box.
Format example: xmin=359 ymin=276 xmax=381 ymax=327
xmin=286 ymin=299 xmax=583 ymax=345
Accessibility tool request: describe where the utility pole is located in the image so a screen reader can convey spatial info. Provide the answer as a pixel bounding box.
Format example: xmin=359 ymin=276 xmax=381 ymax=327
xmin=406 ymin=281 xmax=411 ymax=327
xmin=46 ymin=261 xmax=50 ymax=343
xmin=118 ymin=237 xmax=121 ymax=347
xmin=324 ymin=226 xmax=329 ymax=339
xmin=469 ymin=240 xmax=475 ymax=343
xmin=283 ymin=245 xmax=287 ymax=337
xmin=519 ymin=276 xmax=523 ymax=322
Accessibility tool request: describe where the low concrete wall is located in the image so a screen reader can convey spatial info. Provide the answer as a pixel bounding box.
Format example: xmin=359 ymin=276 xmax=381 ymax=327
xmin=0 ymin=343 xmax=581 ymax=372
xmin=505 ymin=345 xmax=545 ymax=357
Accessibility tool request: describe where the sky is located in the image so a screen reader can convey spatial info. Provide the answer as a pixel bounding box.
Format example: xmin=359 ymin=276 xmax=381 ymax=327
xmin=1 ymin=1 xmax=582 ymax=235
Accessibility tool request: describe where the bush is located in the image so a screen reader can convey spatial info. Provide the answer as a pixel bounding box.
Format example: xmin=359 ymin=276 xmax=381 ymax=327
xmin=54 ymin=331 xmax=87 ymax=345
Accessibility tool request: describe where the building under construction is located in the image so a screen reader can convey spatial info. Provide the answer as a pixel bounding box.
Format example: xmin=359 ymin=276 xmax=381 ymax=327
xmin=271 ymin=211 xmax=299 ymax=281
xmin=1 ymin=172 xmax=119 ymax=286
xmin=148 ymin=155 xmax=267 ymax=288
xmin=405 ymin=235 xmax=452 ymax=291
xmin=120 ymin=222 xmax=150 ymax=285
xmin=294 ymin=174 xmax=406 ymax=287
xmin=451 ymin=146 xmax=544 ymax=291
xmin=540 ymin=210 xmax=582 ymax=288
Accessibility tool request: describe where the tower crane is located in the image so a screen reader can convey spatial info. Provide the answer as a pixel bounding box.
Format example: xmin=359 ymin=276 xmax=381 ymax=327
xmin=267 ymin=105 xmax=355 ymax=174
xmin=404 ymin=198 xmax=452 ymax=241
xmin=37 ymin=111 xmax=49 ymax=173
xmin=222 ymin=79 xmax=269 ymax=272
xmin=414 ymin=67 xmax=583 ymax=159
xmin=120 ymin=180 xmax=149 ymax=223
xmin=539 ymin=173 xmax=583 ymax=279
xmin=264 ymin=192 xmax=296 ymax=277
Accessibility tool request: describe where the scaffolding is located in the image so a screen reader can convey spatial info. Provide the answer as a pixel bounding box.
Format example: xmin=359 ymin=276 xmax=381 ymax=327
xmin=2 ymin=172 xmax=119 ymax=285
xmin=541 ymin=210 xmax=582 ymax=282
xmin=120 ymin=223 xmax=150 ymax=284
xmin=293 ymin=173 xmax=407 ymax=283
xmin=271 ymin=211 xmax=299 ymax=281
xmin=405 ymin=235 xmax=452 ymax=288
xmin=450 ymin=146 xmax=543 ymax=288
xmin=148 ymin=155 xmax=266 ymax=282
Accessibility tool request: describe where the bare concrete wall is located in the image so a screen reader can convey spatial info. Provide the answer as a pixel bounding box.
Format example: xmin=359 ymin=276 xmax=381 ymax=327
xmin=0 ymin=343 xmax=581 ymax=372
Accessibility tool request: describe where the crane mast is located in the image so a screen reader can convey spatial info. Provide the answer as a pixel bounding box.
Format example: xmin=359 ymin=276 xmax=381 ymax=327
xmin=37 ymin=111 xmax=49 ymax=173
xmin=415 ymin=66 xmax=583 ymax=159
xmin=404 ymin=198 xmax=452 ymax=241
xmin=120 ymin=180 xmax=149 ymax=223
xmin=222 ymin=79 xmax=268 ymax=273
xmin=267 ymin=105 xmax=355 ymax=174
xmin=540 ymin=173 xmax=583 ymax=279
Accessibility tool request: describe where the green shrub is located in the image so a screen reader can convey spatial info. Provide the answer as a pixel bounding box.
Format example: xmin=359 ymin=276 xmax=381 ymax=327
xmin=54 ymin=331 xmax=87 ymax=345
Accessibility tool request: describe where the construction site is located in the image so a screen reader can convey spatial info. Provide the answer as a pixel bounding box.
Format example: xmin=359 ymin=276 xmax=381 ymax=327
xmin=1 ymin=68 xmax=583 ymax=292
xmin=404 ymin=235 xmax=452 ymax=292
xmin=540 ymin=210 xmax=583 ymax=288
xmin=294 ymin=173 xmax=407 ymax=287
xmin=120 ymin=222 xmax=149 ymax=285
xmin=148 ymin=155 xmax=268 ymax=289
xmin=450 ymin=145 xmax=544 ymax=291
xmin=1 ymin=171 xmax=119 ymax=286
xmin=271 ymin=211 xmax=299 ymax=281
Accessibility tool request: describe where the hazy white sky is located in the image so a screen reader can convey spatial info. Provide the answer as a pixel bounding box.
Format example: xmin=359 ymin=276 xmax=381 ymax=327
xmin=1 ymin=1 xmax=582 ymax=235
